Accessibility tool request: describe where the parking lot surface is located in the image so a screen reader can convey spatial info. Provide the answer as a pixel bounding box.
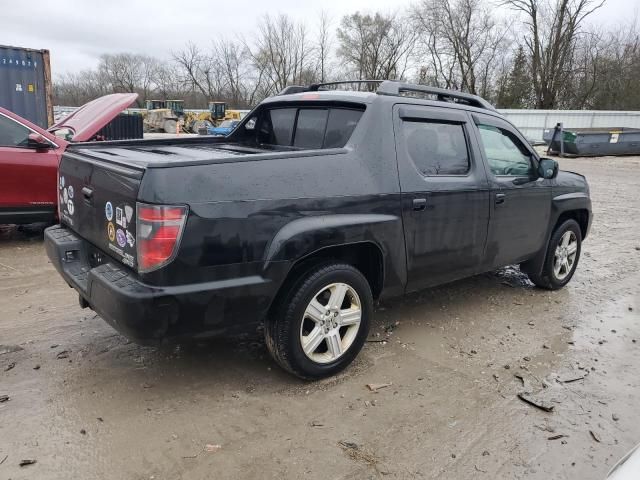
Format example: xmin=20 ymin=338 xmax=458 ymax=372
xmin=1 ymin=155 xmax=639 ymax=479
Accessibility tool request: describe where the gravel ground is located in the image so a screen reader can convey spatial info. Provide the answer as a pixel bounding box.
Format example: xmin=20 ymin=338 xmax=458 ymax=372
xmin=0 ymin=154 xmax=639 ymax=480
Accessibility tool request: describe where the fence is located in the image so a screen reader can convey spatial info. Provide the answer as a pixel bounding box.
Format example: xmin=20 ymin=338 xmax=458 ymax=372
xmin=499 ymin=110 xmax=640 ymax=143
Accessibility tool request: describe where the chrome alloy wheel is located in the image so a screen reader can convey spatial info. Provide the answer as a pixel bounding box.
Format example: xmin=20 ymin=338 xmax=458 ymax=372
xmin=299 ymin=283 xmax=362 ymax=364
xmin=553 ymin=230 xmax=578 ymax=280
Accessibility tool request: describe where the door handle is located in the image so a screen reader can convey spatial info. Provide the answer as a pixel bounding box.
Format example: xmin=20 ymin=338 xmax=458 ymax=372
xmin=412 ymin=198 xmax=427 ymax=211
xmin=495 ymin=193 xmax=506 ymax=205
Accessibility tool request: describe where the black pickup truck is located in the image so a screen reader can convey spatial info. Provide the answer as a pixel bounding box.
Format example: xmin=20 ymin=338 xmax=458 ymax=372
xmin=45 ymin=80 xmax=592 ymax=379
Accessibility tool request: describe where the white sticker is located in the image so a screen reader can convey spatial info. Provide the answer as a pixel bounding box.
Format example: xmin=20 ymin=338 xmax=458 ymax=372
xmin=122 ymin=253 xmax=135 ymax=267
xmin=126 ymin=230 xmax=135 ymax=247
xmin=15 ymin=83 xmax=23 ymax=92
xmin=67 ymin=185 xmax=74 ymax=199
xmin=124 ymin=205 xmax=133 ymax=222
xmin=60 ymin=176 xmax=65 ymax=189
xmin=115 ymin=207 xmax=123 ymax=227
xmin=108 ymin=243 xmax=123 ymax=256
xmin=67 ymin=199 xmax=75 ymax=215
xmin=63 ymin=188 xmax=68 ymax=204
xmin=105 ymin=202 xmax=113 ymax=221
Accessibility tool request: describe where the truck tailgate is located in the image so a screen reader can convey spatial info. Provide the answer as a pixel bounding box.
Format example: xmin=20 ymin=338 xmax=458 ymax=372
xmin=58 ymin=151 xmax=144 ymax=269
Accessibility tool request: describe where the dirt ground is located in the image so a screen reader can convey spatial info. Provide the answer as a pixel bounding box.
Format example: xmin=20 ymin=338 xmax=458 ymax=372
xmin=1 ymin=154 xmax=639 ymax=480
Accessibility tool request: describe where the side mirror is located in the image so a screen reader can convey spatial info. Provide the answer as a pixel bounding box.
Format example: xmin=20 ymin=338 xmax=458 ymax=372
xmin=27 ymin=133 xmax=52 ymax=151
xmin=538 ymin=158 xmax=559 ymax=179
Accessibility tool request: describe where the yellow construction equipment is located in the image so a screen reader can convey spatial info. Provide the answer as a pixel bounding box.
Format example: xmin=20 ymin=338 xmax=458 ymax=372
xmin=143 ymin=99 xmax=249 ymax=134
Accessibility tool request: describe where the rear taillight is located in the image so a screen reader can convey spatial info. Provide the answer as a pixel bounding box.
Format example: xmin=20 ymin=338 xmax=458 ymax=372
xmin=136 ymin=203 xmax=188 ymax=273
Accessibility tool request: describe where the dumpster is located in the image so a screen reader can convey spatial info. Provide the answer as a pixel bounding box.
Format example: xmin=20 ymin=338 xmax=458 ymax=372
xmin=543 ymin=125 xmax=640 ymax=156
xmin=0 ymin=44 xmax=53 ymax=127
xmin=95 ymin=113 xmax=144 ymax=140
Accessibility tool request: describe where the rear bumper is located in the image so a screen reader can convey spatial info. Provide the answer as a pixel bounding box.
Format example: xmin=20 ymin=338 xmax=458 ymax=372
xmin=44 ymin=225 xmax=276 ymax=343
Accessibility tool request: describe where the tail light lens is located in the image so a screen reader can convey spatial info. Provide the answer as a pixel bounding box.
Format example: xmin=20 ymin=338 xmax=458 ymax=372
xmin=136 ymin=203 xmax=188 ymax=273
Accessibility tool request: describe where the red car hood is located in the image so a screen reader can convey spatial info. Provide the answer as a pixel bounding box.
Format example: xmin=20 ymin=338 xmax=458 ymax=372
xmin=48 ymin=93 xmax=138 ymax=142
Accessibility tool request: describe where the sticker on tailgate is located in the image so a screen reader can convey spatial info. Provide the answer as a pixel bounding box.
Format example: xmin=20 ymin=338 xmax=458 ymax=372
xmin=59 ymin=175 xmax=75 ymax=226
xmin=104 ymin=199 xmax=136 ymax=268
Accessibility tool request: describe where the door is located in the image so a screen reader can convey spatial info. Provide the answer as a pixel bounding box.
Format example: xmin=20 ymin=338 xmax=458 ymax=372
xmin=394 ymin=105 xmax=490 ymax=292
xmin=0 ymin=112 xmax=60 ymax=217
xmin=470 ymin=113 xmax=551 ymax=269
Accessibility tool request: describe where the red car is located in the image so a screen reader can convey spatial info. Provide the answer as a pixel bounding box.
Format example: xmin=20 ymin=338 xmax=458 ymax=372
xmin=0 ymin=93 xmax=137 ymax=224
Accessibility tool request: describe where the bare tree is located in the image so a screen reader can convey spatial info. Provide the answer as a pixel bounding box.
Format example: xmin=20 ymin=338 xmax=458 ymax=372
xmin=98 ymin=53 xmax=160 ymax=105
xmin=214 ymin=39 xmax=252 ymax=106
xmin=173 ymin=42 xmax=225 ymax=101
xmin=316 ymin=11 xmax=333 ymax=82
xmin=53 ymin=69 xmax=110 ymax=106
xmin=337 ymin=12 xmax=415 ymax=81
xmin=413 ymin=0 xmax=507 ymax=95
xmin=583 ymin=21 xmax=640 ymax=109
xmin=246 ymin=14 xmax=315 ymax=95
xmin=52 ymin=3 xmax=640 ymax=111
xmin=502 ymin=0 xmax=605 ymax=108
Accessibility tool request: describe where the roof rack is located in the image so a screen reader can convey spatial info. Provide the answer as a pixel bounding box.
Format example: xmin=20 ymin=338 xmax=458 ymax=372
xmin=278 ymin=85 xmax=309 ymax=95
xmin=377 ymin=80 xmax=496 ymax=111
xmin=277 ymin=79 xmax=496 ymax=111
xmin=309 ymin=80 xmax=384 ymax=91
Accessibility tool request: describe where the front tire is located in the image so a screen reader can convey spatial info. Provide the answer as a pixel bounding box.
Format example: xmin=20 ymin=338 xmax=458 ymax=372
xmin=265 ymin=263 xmax=373 ymax=380
xmin=527 ymin=219 xmax=582 ymax=290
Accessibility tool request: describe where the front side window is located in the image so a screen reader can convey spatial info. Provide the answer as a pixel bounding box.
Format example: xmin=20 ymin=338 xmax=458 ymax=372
xmin=403 ymin=121 xmax=470 ymax=176
xmin=0 ymin=114 xmax=30 ymax=147
xmin=477 ymin=124 xmax=533 ymax=176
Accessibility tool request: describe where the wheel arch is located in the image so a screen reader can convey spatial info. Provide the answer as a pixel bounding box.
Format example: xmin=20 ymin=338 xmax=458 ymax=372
xmin=555 ymin=208 xmax=590 ymax=240
xmin=522 ymin=204 xmax=590 ymax=278
xmin=266 ymin=241 xmax=386 ymax=321
xmin=262 ymin=212 xmax=404 ymax=301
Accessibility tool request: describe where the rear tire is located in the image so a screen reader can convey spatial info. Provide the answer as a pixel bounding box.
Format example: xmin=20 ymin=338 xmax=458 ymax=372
xmin=265 ymin=263 xmax=373 ymax=380
xmin=527 ymin=219 xmax=582 ymax=290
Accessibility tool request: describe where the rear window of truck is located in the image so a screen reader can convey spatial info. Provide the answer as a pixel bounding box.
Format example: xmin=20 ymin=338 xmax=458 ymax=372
xmin=259 ymin=107 xmax=364 ymax=149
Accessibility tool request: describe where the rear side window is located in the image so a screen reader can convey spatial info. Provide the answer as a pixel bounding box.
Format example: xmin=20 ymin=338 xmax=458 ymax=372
xmin=259 ymin=107 xmax=363 ymax=149
xmin=403 ymin=121 xmax=470 ymax=176
xmin=268 ymin=108 xmax=296 ymax=145
xmin=0 ymin=114 xmax=30 ymax=147
xmin=294 ymin=109 xmax=328 ymax=148
xmin=324 ymin=109 xmax=363 ymax=148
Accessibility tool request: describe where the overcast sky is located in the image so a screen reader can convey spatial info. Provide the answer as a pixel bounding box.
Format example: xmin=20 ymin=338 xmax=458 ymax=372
xmin=2 ymin=0 xmax=638 ymax=77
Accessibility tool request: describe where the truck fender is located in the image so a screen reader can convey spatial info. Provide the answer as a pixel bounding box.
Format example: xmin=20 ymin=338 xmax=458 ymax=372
xmin=264 ymin=214 xmax=399 ymax=264
xmin=262 ymin=213 xmax=406 ymax=298
xmin=522 ymin=192 xmax=591 ymax=277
